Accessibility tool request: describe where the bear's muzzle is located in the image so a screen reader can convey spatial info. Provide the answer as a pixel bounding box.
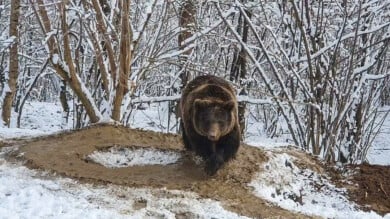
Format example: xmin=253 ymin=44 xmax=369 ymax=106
xmin=207 ymin=123 xmax=220 ymax=141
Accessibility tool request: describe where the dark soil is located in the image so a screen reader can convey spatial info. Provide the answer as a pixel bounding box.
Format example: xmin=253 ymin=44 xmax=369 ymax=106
xmin=322 ymin=162 xmax=389 ymax=217
xmin=343 ymin=164 xmax=390 ymax=216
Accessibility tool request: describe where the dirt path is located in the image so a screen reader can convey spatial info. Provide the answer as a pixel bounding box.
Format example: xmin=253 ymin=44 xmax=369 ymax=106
xmin=3 ymin=124 xmax=314 ymax=218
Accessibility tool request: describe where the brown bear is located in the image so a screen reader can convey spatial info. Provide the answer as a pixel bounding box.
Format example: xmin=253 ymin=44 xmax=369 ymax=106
xmin=180 ymin=75 xmax=240 ymax=175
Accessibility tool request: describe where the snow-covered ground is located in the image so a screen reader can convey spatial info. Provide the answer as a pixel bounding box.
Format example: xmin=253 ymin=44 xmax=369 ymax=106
xmin=88 ymin=146 xmax=181 ymax=168
xmin=366 ymin=107 xmax=390 ymax=165
xmin=1 ymin=101 xmax=390 ymax=218
xmin=245 ymin=107 xmax=390 ymax=166
xmin=249 ymin=152 xmax=387 ymax=219
xmin=0 ymin=102 xmax=72 ymax=139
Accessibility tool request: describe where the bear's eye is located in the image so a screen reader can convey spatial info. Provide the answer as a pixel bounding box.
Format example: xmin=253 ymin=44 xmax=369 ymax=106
xmin=219 ymin=112 xmax=229 ymax=121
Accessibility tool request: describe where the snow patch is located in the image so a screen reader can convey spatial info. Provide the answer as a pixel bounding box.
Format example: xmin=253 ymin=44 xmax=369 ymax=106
xmin=249 ymin=152 xmax=388 ymax=218
xmin=10 ymin=102 xmax=72 ymax=134
xmin=367 ymin=107 xmax=390 ymax=165
xmin=0 ymin=128 xmax=46 ymax=139
xmin=51 ymin=53 xmax=59 ymax=65
xmin=88 ymin=146 xmax=181 ymax=168
xmin=129 ymin=102 xmax=178 ymax=133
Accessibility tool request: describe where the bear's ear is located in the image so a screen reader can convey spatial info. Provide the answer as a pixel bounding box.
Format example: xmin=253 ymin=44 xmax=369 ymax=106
xmin=194 ymin=99 xmax=212 ymax=109
xmin=224 ymin=100 xmax=235 ymax=111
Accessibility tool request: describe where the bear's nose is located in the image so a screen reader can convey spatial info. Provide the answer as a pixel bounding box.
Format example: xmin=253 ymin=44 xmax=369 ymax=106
xmin=208 ymin=123 xmax=219 ymax=141
xmin=207 ymin=131 xmax=218 ymax=141
xmin=208 ymin=135 xmax=218 ymax=141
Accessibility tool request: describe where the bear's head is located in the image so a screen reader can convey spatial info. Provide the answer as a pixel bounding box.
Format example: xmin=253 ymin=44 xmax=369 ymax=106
xmin=192 ymin=98 xmax=236 ymax=142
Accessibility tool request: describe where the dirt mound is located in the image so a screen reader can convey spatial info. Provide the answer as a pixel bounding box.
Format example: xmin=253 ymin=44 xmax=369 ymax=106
xmin=352 ymin=164 xmax=390 ymax=215
xmin=4 ymin=124 xmax=314 ymax=218
xmin=3 ymin=124 xmax=389 ymax=218
xmin=330 ymin=164 xmax=390 ymax=216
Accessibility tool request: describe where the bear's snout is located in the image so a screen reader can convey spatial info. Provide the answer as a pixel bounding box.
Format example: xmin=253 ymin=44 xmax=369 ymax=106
xmin=207 ymin=132 xmax=218 ymax=141
xmin=207 ymin=123 xmax=220 ymax=141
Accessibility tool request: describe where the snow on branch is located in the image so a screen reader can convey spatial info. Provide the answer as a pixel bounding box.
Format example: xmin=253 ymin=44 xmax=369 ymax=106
xmin=182 ymin=7 xmax=238 ymax=46
xmin=130 ymin=95 xmax=181 ymax=104
xmin=297 ymin=22 xmax=390 ymax=63
xmin=0 ymin=36 xmax=16 ymax=53
xmin=156 ymin=7 xmax=237 ymax=61
xmin=51 ymin=53 xmax=70 ymax=77
xmin=128 ymin=94 xmax=319 ymax=110
xmin=214 ymin=1 xmax=306 ymax=146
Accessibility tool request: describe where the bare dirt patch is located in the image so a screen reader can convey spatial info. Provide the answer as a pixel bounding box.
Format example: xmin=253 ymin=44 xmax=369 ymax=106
xmin=329 ymin=164 xmax=390 ymax=216
xmin=3 ymin=124 xmax=313 ymax=218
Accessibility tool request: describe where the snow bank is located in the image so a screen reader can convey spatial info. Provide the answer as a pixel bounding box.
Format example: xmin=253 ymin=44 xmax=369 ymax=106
xmin=88 ymin=146 xmax=181 ymax=168
xmin=249 ymin=152 xmax=389 ymax=219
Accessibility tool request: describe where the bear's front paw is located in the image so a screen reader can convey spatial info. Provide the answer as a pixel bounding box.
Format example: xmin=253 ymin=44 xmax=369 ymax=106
xmin=205 ymin=154 xmax=224 ymax=175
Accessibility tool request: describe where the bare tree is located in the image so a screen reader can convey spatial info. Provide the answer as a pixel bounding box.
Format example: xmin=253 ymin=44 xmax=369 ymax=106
xmin=1 ymin=0 xmax=388 ymax=165
xmin=216 ymin=1 xmax=390 ymax=163
xmin=178 ymin=0 xmax=196 ymax=89
xmin=1 ymin=0 xmax=20 ymax=126
xmin=112 ymin=0 xmax=133 ymax=121
xmin=229 ymin=3 xmax=251 ymax=136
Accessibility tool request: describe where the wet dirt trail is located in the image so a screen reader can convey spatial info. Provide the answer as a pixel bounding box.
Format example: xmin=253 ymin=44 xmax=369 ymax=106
xmin=3 ymin=124 xmax=315 ymax=218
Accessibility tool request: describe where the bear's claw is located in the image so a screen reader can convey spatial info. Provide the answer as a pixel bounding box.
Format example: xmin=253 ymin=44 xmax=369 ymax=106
xmin=205 ymin=153 xmax=224 ymax=175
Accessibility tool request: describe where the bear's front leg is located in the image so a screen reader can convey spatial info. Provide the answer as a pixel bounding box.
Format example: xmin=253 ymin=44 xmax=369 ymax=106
xmin=205 ymin=142 xmax=224 ymax=175
xmin=205 ymin=152 xmax=224 ymax=175
xmin=180 ymin=121 xmax=193 ymax=151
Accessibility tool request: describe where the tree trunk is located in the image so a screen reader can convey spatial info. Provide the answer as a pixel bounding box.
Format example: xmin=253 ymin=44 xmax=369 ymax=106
xmin=177 ymin=0 xmax=196 ymax=128
xmin=230 ymin=8 xmax=251 ymax=137
xmin=178 ymin=0 xmax=196 ymax=89
xmin=59 ymin=80 xmax=70 ymax=122
xmin=1 ymin=0 xmax=20 ymax=126
xmin=60 ymin=2 xmax=102 ymax=123
xmin=32 ymin=0 xmax=102 ymax=123
xmin=112 ymin=0 xmax=132 ymax=121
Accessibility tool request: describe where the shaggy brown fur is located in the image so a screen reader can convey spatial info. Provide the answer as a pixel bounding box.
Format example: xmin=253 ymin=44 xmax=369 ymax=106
xmin=180 ymin=75 xmax=240 ymax=175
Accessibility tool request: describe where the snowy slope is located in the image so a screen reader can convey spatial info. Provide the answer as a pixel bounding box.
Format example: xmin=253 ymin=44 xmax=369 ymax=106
xmin=249 ymin=152 xmax=389 ymax=219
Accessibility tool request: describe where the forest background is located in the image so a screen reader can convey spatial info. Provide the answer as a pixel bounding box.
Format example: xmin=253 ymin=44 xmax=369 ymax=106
xmin=0 ymin=0 xmax=389 ymax=165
